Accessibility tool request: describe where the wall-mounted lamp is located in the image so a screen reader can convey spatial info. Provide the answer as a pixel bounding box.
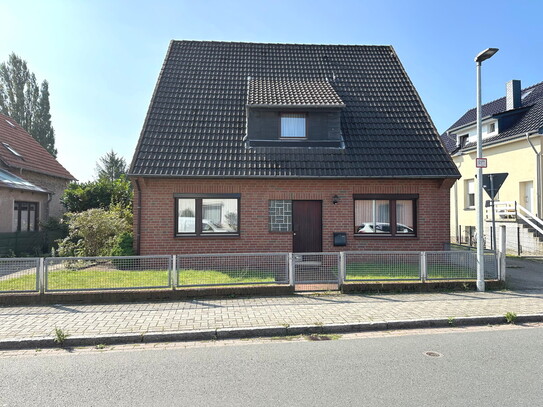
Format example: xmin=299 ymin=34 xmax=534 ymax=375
xmin=332 ymin=195 xmax=339 ymax=205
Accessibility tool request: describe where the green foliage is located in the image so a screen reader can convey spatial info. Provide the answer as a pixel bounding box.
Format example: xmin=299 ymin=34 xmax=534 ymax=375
xmin=110 ymin=232 xmax=134 ymax=257
xmin=505 ymin=312 xmax=517 ymax=324
xmin=61 ymin=176 xmax=132 ymax=213
xmin=53 ymin=327 xmax=69 ymax=346
xmin=56 ymin=208 xmax=132 ymax=257
xmin=96 ymin=150 xmax=128 ymax=181
xmin=0 ymin=53 xmax=57 ymax=156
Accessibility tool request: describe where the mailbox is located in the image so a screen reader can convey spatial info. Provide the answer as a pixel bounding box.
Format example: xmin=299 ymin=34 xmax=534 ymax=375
xmin=333 ymin=232 xmax=347 ymax=247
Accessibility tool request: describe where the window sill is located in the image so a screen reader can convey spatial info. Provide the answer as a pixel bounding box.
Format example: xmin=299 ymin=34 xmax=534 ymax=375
xmin=175 ymin=234 xmax=240 ymax=239
xmin=353 ymin=234 xmax=418 ymax=239
xmin=464 ymin=208 xmax=476 ymax=211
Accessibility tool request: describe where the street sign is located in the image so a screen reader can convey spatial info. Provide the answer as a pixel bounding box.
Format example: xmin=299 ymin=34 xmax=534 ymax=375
xmin=476 ymin=158 xmax=487 ymax=168
xmin=482 ymin=173 xmax=508 ymax=199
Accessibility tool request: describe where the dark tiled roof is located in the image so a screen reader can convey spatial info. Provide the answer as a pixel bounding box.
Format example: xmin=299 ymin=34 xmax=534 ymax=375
xmin=443 ymin=81 xmax=543 ymax=153
xmin=0 ymin=113 xmax=75 ymax=180
xmin=0 ymin=168 xmax=49 ymax=193
xmin=248 ymin=78 xmax=344 ymax=107
xmin=130 ymin=41 xmax=459 ymax=178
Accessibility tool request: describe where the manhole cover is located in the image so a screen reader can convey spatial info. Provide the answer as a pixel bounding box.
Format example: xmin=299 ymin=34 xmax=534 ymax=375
xmin=424 ymin=351 xmax=443 ymax=358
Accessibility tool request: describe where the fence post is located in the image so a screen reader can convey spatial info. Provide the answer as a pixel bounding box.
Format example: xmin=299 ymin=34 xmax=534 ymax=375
xmin=39 ymin=257 xmax=45 ymax=295
xmin=498 ymin=225 xmax=507 ymax=282
xmin=338 ymin=252 xmax=345 ymax=287
xmin=288 ymin=253 xmax=295 ymax=287
xmin=420 ymin=252 xmax=427 ymax=283
xmin=171 ymin=255 xmax=178 ymax=290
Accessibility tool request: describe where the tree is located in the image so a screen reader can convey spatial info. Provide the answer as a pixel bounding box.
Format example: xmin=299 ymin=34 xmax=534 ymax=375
xmin=96 ymin=150 xmax=127 ymax=182
xmin=61 ymin=176 xmax=133 ymax=213
xmin=0 ymin=53 xmax=57 ymax=156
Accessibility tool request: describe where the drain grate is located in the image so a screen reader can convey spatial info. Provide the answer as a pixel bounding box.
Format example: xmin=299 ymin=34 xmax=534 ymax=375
xmin=424 ymin=351 xmax=443 ymax=358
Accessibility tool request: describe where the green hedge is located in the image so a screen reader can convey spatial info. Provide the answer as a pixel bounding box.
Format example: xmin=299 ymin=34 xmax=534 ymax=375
xmin=0 ymin=231 xmax=64 ymax=257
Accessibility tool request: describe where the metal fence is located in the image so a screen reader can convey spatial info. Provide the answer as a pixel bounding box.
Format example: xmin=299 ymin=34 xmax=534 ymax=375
xmin=0 ymin=250 xmax=503 ymax=294
xmin=292 ymin=252 xmax=340 ymax=284
xmin=426 ymin=251 xmax=498 ymax=280
xmin=176 ymin=253 xmax=289 ymax=287
xmin=0 ymin=257 xmax=40 ymax=292
xmin=343 ymin=252 xmax=421 ymax=282
xmin=44 ymin=256 xmax=171 ymax=292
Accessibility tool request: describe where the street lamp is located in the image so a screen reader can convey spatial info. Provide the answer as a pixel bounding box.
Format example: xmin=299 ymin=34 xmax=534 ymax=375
xmin=475 ymin=47 xmax=498 ymax=292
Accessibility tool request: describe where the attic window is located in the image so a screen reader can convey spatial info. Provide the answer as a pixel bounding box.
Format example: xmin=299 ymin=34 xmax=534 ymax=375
xmin=281 ymin=114 xmax=306 ymax=138
xmin=2 ymin=142 xmax=23 ymax=158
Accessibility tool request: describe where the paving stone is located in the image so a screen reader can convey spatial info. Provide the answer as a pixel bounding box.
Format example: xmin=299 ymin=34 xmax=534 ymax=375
xmin=0 ymin=290 xmax=542 ymax=344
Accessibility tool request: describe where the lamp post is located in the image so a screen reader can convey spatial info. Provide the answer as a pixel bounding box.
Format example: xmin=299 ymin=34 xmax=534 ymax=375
xmin=475 ymin=48 xmax=499 ymax=292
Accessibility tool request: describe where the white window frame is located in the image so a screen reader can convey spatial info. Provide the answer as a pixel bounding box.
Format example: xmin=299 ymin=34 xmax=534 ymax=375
xmin=465 ymin=179 xmax=475 ymax=209
xmin=280 ymin=113 xmax=306 ymax=139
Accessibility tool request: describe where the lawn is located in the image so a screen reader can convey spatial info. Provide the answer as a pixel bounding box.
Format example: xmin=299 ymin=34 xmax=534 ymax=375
xmin=0 ymin=263 xmax=482 ymax=292
xmin=0 ymin=267 xmax=278 ymax=291
xmin=345 ymin=263 xmax=477 ymax=280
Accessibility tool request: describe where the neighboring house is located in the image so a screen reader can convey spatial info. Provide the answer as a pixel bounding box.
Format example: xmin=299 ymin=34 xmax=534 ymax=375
xmin=0 ymin=113 xmax=75 ymax=233
xmin=129 ymin=40 xmax=460 ymax=255
xmin=442 ymin=80 xmax=543 ymax=254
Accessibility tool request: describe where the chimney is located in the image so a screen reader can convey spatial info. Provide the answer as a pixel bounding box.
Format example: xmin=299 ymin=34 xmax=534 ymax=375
xmin=506 ymin=80 xmax=521 ymax=110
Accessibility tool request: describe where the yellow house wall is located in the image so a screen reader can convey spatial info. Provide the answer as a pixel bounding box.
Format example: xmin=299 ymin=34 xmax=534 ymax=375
xmin=450 ymin=135 xmax=542 ymax=239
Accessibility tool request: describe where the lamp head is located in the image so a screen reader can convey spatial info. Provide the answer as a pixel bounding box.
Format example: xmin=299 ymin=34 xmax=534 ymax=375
xmin=475 ymin=48 xmax=499 ymax=63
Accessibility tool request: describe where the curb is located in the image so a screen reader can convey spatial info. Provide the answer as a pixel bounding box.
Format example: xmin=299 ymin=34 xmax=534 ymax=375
xmin=1 ymin=314 xmax=542 ymax=351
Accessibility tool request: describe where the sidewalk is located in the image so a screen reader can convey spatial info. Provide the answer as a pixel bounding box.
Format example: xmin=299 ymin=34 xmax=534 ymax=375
xmin=1 ymin=289 xmax=543 ymax=349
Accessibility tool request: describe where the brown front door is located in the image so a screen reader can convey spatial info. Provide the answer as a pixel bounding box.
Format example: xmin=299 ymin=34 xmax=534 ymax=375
xmin=292 ymin=201 xmax=322 ymax=252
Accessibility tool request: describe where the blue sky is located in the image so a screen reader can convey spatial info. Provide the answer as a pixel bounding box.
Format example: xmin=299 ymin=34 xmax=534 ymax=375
xmin=1 ymin=0 xmax=542 ymax=181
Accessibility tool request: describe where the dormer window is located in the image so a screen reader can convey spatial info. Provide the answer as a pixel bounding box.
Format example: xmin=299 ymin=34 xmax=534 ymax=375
xmin=281 ymin=113 xmax=306 ymax=138
xmin=487 ymin=123 xmax=495 ymax=133
xmin=246 ymin=78 xmax=345 ymax=148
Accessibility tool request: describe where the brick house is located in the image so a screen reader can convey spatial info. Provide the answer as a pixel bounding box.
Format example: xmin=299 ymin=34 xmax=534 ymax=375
xmin=129 ymin=41 xmax=459 ymax=255
xmin=0 ymin=113 xmax=75 ymax=233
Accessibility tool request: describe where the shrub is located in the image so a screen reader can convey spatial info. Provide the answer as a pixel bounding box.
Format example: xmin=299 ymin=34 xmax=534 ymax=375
xmin=110 ymin=232 xmax=134 ymax=257
xmin=57 ymin=208 xmax=132 ymax=257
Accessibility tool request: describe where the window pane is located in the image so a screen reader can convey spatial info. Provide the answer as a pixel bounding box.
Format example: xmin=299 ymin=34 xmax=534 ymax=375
xmin=20 ymin=203 xmax=28 ymax=232
xmin=281 ymin=114 xmax=305 ymax=138
xmin=202 ymin=199 xmax=238 ymax=233
xmin=178 ymin=199 xmax=196 ymax=233
xmin=396 ymin=200 xmax=415 ymax=234
xmin=29 ymin=204 xmax=36 ymax=231
xmin=355 ymin=200 xmax=390 ymax=233
xmin=13 ymin=202 xmax=19 ymax=232
xmin=269 ymin=200 xmax=292 ymax=232
xmin=466 ymin=179 xmax=475 ymax=207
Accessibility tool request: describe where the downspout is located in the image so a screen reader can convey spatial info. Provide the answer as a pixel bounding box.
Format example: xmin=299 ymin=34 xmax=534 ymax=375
xmin=526 ymin=132 xmax=542 ymax=218
xmin=134 ymin=178 xmax=142 ymax=255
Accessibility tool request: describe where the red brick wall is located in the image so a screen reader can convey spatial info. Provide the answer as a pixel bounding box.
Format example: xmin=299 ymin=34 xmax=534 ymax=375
xmin=133 ymin=178 xmax=452 ymax=255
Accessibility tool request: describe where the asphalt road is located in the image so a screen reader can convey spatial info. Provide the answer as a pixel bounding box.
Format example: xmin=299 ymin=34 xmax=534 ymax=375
xmin=1 ymin=326 xmax=542 ymax=406
xmin=506 ymin=257 xmax=543 ymax=290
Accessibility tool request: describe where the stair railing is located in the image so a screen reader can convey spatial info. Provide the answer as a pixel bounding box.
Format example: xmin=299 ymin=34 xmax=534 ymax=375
xmin=516 ymin=203 xmax=543 ymax=236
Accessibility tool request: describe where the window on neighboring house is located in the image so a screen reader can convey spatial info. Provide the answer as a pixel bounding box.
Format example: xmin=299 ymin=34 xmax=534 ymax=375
xmin=13 ymin=201 xmax=39 ymax=232
xmin=465 ymin=179 xmax=475 ymax=208
xmin=280 ymin=113 xmax=306 ymax=138
xmin=176 ymin=194 xmax=240 ymax=236
xmin=269 ymin=200 xmax=292 ymax=232
xmin=354 ymin=195 xmax=417 ymax=236
xmin=487 ymin=123 xmax=496 ymax=134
